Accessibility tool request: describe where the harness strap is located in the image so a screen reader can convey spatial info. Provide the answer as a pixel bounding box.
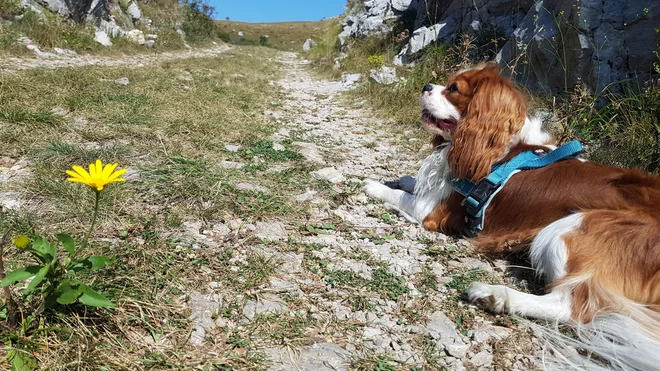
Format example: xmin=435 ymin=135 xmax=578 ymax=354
xmin=451 ymin=140 xmax=584 ymax=237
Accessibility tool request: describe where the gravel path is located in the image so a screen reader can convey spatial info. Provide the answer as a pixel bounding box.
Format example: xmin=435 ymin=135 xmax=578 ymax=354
xmin=235 ymin=52 xmax=547 ymax=370
xmin=0 ymin=44 xmax=231 ymax=71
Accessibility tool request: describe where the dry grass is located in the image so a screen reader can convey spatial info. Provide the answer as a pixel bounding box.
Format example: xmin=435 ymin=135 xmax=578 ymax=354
xmin=215 ymin=19 xmax=338 ymax=51
xmin=0 ymin=45 xmax=320 ymax=369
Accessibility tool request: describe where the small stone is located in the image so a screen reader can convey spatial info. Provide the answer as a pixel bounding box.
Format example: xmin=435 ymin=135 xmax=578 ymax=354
xmin=311 ymin=167 xmax=345 ymax=183
xmin=114 ymin=77 xmax=130 ymax=86
xmin=277 ymin=252 xmax=303 ymax=273
xmin=294 ymin=189 xmax=317 ymax=202
xmin=254 ymin=222 xmax=287 ymax=241
xmin=125 ymin=29 xmax=146 ymax=45
xmin=0 ymin=192 xmax=21 ymax=210
xmin=363 ymin=327 xmax=382 ymax=340
xmin=224 ymin=144 xmax=241 ymax=152
xmin=123 ymin=167 xmax=140 ymax=182
xmin=220 ymin=161 xmax=244 ymax=169
xmin=265 ymin=343 xmax=351 ymax=371
xmin=370 ymin=66 xmax=397 ymax=85
xmin=302 ymin=38 xmax=316 ymax=51
xmin=50 ymin=107 xmax=70 ymax=116
xmin=342 ymin=73 xmax=362 ymax=85
xmin=470 ymin=350 xmax=493 ymax=367
xmin=272 ymin=142 xmax=286 ymax=151
xmin=53 ymin=47 xmax=77 ymax=56
xmin=187 ymin=292 xmax=222 ymax=346
xmin=94 ymin=30 xmax=113 ymax=46
xmin=144 ymin=40 xmax=155 ymax=48
xmin=242 ymin=294 xmax=289 ymax=321
xmin=235 ymin=182 xmax=269 ymax=194
xmin=292 ymin=141 xmax=323 ymax=164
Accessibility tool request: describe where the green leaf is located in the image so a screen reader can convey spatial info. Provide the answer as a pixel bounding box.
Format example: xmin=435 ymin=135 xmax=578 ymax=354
xmin=0 ymin=266 xmax=43 ymax=287
xmin=321 ymin=224 xmax=336 ymax=230
xmin=57 ymin=234 xmax=76 ymax=255
xmin=32 ymin=236 xmax=57 ymax=263
xmin=25 ymin=265 xmax=49 ymax=293
xmin=78 ymin=284 xmax=115 ymax=308
xmin=55 ymin=280 xmax=82 ymax=305
xmin=70 ymin=255 xmax=113 ymax=272
xmin=7 ymin=347 xmax=37 ymax=371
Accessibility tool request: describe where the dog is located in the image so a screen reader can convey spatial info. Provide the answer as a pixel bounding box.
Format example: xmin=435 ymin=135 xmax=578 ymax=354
xmin=364 ymin=65 xmax=660 ymax=369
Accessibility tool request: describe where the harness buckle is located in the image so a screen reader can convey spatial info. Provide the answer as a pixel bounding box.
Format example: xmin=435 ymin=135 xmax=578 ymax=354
xmin=464 ymin=179 xmax=499 ymax=216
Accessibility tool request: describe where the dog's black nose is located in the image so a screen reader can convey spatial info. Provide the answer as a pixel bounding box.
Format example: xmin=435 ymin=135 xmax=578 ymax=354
xmin=422 ymin=83 xmax=434 ymax=93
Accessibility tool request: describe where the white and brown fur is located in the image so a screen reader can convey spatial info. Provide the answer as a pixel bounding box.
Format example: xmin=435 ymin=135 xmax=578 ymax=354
xmin=364 ymin=65 xmax=660 ymax=370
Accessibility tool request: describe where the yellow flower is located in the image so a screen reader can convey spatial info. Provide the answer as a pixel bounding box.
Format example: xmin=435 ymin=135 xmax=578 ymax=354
xmin=13 ymin=235 xmax=30 ymax=250
xmin=66 ymin=160 xmax=127 ymax=192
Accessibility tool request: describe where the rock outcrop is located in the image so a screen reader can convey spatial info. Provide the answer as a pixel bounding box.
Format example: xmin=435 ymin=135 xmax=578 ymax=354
xmin=342 ymin=0 xmax=660 ymax=93
xmin=18 ymin=0 xmax=152 ymax=47
xmin=497 ymin=0 xmax=660 ymax=93
xmin=338 ymin=0 xmax=420 ymax=45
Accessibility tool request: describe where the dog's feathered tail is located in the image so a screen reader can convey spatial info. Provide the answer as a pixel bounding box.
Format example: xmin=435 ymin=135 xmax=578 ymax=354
xmin=526 ymin=280 xmax=660 ymax=371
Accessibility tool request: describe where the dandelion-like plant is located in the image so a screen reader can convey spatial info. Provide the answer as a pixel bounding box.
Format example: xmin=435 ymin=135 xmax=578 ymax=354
xmin=0 ymin=160 xmax=124 ymax=310
xmin=66 ymin=160 xmax=126 ymax=250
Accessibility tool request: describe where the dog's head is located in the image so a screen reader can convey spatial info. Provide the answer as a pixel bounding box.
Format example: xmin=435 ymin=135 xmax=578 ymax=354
xmin=420 ymin=64 xmax=527 ymax=182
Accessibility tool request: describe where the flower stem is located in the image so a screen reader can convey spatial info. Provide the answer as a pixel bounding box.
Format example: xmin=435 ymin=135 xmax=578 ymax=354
xmin=81 ymin=191 xmax=101 ymax=253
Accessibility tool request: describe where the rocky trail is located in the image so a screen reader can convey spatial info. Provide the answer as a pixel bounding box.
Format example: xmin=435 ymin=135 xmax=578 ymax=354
xmin=0 ymin=46 xmax=551 ymax=369
xmin=0 ymin=44 xmax=231 ymax=71
xmin=183 ymin=51 xmax=547 ymax=370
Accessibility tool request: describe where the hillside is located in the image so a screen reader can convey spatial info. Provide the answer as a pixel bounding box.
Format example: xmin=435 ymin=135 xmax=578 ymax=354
xmin=215 ymin=19 xmax=338 ymax=51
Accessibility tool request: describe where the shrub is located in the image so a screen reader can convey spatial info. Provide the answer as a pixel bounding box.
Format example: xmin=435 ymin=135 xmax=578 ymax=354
xmin=180 ymin=0 xmax=216 ymax=43
xmin=218 ymin=31 xmax=231 ymax=43
xmin=368 ymin=55 xmax=384 ymax=68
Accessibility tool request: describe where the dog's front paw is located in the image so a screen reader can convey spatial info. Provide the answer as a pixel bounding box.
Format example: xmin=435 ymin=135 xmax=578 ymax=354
xmin=467 ymin=282 xmax=508 ymax=314
xmin=363 ymin=179 xmax=391 ymax=201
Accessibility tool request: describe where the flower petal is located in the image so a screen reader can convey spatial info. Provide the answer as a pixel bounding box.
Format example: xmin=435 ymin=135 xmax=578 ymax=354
xmin=106 ymin=168 xmax=127 ymax=182
xmin=95 ymin=160 xmax=103 ymax=177
xmin=102 ymin=163 xmax=118 ymax=179
xmin=71 ymin=166 xmax=92 ymax=181
xmin=108 ymin=178 xmax=125 ymax=184
xmin=67 ymin=177 xmax=87 ymax=183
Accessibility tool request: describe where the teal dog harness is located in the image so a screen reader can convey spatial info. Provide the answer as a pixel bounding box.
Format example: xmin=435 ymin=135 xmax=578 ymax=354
xmin=451 ymin=140 xmax=584 ymax=237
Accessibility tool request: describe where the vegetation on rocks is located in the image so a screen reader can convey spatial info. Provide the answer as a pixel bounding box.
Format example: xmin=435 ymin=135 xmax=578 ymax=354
xmin=307 ymin=14 xmax=660 ymax=173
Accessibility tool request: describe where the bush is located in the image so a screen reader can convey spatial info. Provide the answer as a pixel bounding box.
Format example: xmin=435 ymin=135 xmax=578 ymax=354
xmin=218 ymin=31 xmax=231 ymax=43
xmin=180 ymin=0 xmax=216 ymax=43
xmin=555 ymin=80 xmax=660 ymax=173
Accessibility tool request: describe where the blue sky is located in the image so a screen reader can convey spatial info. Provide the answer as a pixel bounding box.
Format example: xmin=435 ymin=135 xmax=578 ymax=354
xmin=207 ymin=0 xmax=346 ymax=22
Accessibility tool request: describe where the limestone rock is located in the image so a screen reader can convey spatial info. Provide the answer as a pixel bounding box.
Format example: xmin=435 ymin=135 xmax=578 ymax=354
xmin=188 ymin=292 xmax=222 ymax=346
xmin=94 ymin=30 xmax=112 ymax=47
xmin=242 ymin=294 xmax=289 ymax=321
xmin=303 ymin=38 xmax=317 ymax=51
xmin=265 ymin=343 xmax=352 ymax=371
xmin=426 ymin=311 xmax=469 ymax=358
xmin=311 ymin=167 xmax=346 ymax=183
xmin=370 ymin=66 xmax=398 ymax=84
xmin=393 ymin=18 xmax=457 ymax=65
xmin=125 ymin=29 xmax=145 ymax=45
xmin=254 ymin=222 xmax=288 ymax=241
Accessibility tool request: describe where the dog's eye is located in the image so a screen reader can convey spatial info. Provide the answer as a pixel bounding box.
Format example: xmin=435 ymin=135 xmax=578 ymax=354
xmin=448 ymin=83 xmax=458 ymax=92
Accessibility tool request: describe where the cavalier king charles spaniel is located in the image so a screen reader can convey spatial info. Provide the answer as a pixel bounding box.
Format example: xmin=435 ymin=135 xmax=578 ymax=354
xmin=365 ymin=65 xmax=660 ymax=369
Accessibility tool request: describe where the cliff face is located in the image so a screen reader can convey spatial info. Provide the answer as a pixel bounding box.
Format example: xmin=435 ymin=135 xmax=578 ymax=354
xmin=339 ymin=0 xmax=660 ymax=93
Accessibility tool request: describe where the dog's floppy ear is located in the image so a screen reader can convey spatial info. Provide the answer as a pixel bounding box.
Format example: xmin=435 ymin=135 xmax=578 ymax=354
xmin=448 ymin=69 xmax=526 ymax=182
